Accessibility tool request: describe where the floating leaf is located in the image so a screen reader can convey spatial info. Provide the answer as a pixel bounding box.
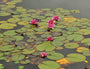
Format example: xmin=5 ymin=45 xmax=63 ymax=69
xmin=67 ymin=34 xmax=84 ymax=41
xmin=47 ymin=52 xmax=64 ymax=60
xmin=13 ymin=36 xmax=24 ymax=41
xmin=76 ymin=47 xmax=89 ymax=53
xmin=66 ymin=53 xmax=86 ymax=62
xmin=81 ymin=38 xmax=90 ymax=45
xmin=22 ymin=49 xmax=35 ymax=54
xmin=12 ymin=54 xmax=25 ymax=61
xmin=8 ymin=18 xmax=20 ymax=23
xmin=0 ymin=23 xmax=16 ymax=29
xmin=0 ymin=45 xmax=14 ymax=51
xmin=36 ymin=41 xmax=55 ymax=51
xmin=67 ymin=27 xmax=79 ymax=32
xmin=78 ymin=29 xmax=90 ymax=35
xmin=18 ymin=66 xmax=24 ymax=69
xmin=64 ymin=43 xmax=79 ymax=49
xmin=0 ymin=52 xmax=3 ymax=57
xmin=0 ymin=12 xmax=10 ymax=16
xmin=83 ymin=51 xmax=90 ymax=56
xmin=38 ymin=61 xmax=60 ymax=69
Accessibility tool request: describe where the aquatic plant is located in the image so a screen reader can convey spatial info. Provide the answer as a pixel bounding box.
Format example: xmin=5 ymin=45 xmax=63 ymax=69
xmin=47 ymin=37 xmax=53 ymax=41
xmin=52 ymin=16 xmax=60 ymax=21
xmin=40 ymin=52 xmax=47 ymax=58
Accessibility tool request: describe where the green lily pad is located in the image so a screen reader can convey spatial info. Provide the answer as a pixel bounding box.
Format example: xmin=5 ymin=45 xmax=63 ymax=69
xmin=0 ymin=45 xmax=14 ymax=51
xmin=18 ymin=66 xmax=24 ymax=69
xmin=38 ymin=61 xmax=60 ymax=69
xmin=20 ymin=60 xmax=30 ymax=64
xmin=78 ymin=29 xmax=90 ymax=35
xmin=47 ymin=52 xmax=64 ymax=60
xmin=66 ymin=53 xmax=86 ymax=62
xmin=22 ymin=49 xmax=35 ymax=54
xmin=12 ymin=54 xmax=25 ymax=61
xmin=83 ymin=50 xmax=90 ymax=56
xmin=0 ymin=52 xmax=3 ymax=57
xmin=17 ymin=46 xmax=25 ymax=50
xmin=67 ymin=34 xmax=84 ymax=41
xmin=13 ymin=36 xmax=24 ymax=41
xmin=3 ymin=37 xmax=15 ymax=42
xmin=67 ymin=27 xmax=79 ymax=32
xmin=0 ymin=23 xmax=16 ymax=29
xmin=8 ymin=18 xmax=20 ymax=23
xmin=64 ymin=43 xmax=79 ymax=49
xmin=81 ymin=38 xmax=90 ymax=45
xmin=36 ymin=41 xmax=55 ymax=51
xmin=0 ymin=33 xmax=3 ymax=37
xmin=0 ymin=12 xmax=10 ymax=16
xmin=3 ymin=30 xmax=17 ymax=36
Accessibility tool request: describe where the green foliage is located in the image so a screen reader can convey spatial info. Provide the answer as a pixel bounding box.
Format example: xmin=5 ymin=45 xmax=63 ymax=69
xmin=38 ymin=61 xmax=60 ymax=69
xmin=36 ymin=41 xmax=55 ymax=51
xmin=12 ymin=54 xmax=25 ymax=61
xmin=67 ymin=34 xmax=84 ymax=41
xmin=22 ymin=49 xmax=35 ymax=54
xmin=81 ymin=38 xmax=90 ymax=45
xmin=66 ymin=53 xmax=86 ymax=62
xmin=64 ymin=43 xmax=79 ymax=49
xmin=0 ymin=45 xmax=14 ymax=51
xmin=47 ymin=52 xmax=64 ymax=60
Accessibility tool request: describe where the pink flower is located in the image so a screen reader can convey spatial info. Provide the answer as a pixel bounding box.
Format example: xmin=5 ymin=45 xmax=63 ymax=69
xmin=48 ymin=20 xmax=55 ymax=29
xmin=48 ymin=19 xmax=55 ymax=24
xmin=47 ymin=37 xmax=53 ymax=41
xmin=30 ymin=19 xmax=38 ymax=24
xmin=40 ymin=52 xmax=47 ymax=58
xmin=52 ymin=16 xmax=60 ymax=21
xmin=48 ymin=23 xmax=55 ymax=29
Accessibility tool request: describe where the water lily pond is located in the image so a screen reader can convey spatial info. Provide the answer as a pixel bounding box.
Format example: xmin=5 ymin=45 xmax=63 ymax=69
xmin=0 ymin=0 xmax=90 ymax=69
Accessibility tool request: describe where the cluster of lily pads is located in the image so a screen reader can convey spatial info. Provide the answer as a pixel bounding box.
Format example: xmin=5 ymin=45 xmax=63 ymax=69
xmin=0 ymin=0 xmax=90 ymax=69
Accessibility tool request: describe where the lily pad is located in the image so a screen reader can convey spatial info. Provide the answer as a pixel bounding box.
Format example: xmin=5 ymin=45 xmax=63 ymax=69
xmin=47 ymin=52 xmax=64 ymax=60
xmin=38 ymin=61 xmax=60 ymax=69
xmin=0 ymin=52 xmax=3 ymax=57
xmin=67 ymin=34 xmax=84 ymax=41
xmin=22 ymin=49 xmax=35 ymax=54
xmin=78 ymin=29 xmax=90 ymax=35
xmin=0 ymin=45 xmax=14 ymax=51
xmin=36 ymin=41 xmax=55 ymax=51
xmin=83 ymin=50 xmax=90 ymax=56
xmin=12 ymin=54 xmax=25 ymax=61
xmin=66 ymin=53 xmax=86 ymax=62
xmin=67 ymin=27 xmax=79 ymax=32
xmin=3 ymin=30 xmax=17 ymax=36
xmin=0 ymin=23 xmax=16 ymax=29
xmin=81 ymin=38 xmax=90 ymax=45
xmin=64 ymin=43 xmax=79 ymax=49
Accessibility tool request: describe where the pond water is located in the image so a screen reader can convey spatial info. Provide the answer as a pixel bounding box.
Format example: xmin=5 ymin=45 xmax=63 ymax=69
xmin=0 ymin=0 xmax=90 ymax=69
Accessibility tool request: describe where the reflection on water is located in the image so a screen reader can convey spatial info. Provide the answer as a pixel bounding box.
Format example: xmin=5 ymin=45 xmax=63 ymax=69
xmin=22 ymin=0 xmax=90 ymax=19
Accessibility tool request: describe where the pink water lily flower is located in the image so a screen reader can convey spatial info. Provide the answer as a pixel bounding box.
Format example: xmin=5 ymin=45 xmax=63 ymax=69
xmin=48 ymin=23 xmax=55 ymax=29
xmin=48 ymin=19 xmax=55 ymax=29
xmin=47 ymin=37 xmax=53 ymax=41
xmin=30 ymin=19 xmax=38 ymax=24
xmin=40 ymin=52 xmax=47 ymax=58
xmin=52 ymin=16 xmax=60 ymax=21
xmin=48 ymin=19 xmax=55 ymax=24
